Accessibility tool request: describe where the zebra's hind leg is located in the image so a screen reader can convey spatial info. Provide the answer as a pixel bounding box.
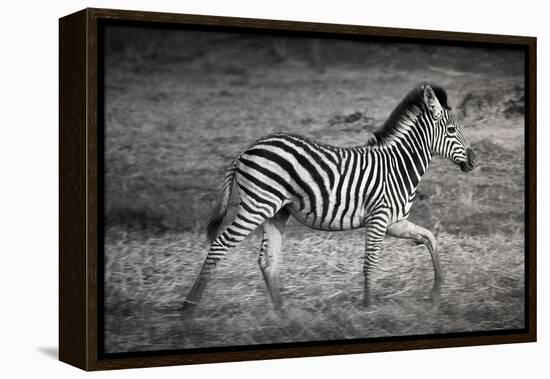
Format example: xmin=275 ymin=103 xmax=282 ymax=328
xmin=258 ymin=208 xmax=290 ymax=311
xmin=182 ymin=209 xmax=266 ymax=311
xmin=386 ymin=220 xmax=443 ymax=304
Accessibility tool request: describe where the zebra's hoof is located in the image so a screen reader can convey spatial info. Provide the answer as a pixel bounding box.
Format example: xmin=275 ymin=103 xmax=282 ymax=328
xmin=181 ymin=300 xmax=198 ymax=312
xmin=273 ymin=306 xmax=287 ymax=318
xmin=430 ymin=289 xmax=442 ymax=306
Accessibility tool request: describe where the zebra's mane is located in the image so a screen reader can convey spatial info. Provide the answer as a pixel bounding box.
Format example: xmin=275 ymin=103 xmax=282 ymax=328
xmin=371 ymin=83 xmax=450 ymax=144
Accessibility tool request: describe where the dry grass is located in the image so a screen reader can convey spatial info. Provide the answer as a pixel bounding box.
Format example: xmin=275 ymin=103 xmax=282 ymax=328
xmin=104 ymin=227 xmax=524 ymax=352
xmin=103 ymin=28 xmax=526 ymax=353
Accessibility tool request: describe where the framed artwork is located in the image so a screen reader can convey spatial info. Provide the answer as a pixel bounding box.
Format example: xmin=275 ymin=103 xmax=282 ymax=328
xmin=59 ymin=8 xmax=536 ymax=371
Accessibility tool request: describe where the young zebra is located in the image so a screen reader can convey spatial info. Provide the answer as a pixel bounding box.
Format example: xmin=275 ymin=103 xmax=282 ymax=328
xmin=183 ymin=83 xmax=476 ymax=310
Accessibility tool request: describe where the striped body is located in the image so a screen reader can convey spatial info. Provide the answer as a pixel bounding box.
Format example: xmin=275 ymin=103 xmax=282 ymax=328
xmin=235 ymin=132 xmax=429 ymax=232
xmin=183 ymin=83 xmax=475 ymax=310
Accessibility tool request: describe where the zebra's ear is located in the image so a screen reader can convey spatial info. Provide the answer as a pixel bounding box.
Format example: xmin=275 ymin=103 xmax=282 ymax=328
xmin=422 ymin=85 xmax=443 ymax=119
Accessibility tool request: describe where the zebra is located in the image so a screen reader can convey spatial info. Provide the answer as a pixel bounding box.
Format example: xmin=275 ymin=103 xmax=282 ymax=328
xmin=182 ymin=83 xmax=476 ymax=310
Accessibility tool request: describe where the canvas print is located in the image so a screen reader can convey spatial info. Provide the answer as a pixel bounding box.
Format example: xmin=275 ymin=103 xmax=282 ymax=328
xmin=102 ymin=25 xmax=526 ymax=354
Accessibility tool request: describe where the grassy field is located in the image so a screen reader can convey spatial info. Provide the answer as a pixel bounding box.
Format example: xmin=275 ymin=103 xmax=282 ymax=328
xmin=103 ymin=27 xmax=525 ymax=353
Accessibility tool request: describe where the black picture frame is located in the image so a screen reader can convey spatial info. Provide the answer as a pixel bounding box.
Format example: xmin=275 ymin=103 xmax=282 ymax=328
xmin=59 ymin=8 xmax=537 ymax=371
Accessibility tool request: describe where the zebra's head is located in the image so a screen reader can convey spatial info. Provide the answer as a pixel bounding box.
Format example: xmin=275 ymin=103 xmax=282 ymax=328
xmin=422 ymin=84 xmax=476 ymax=172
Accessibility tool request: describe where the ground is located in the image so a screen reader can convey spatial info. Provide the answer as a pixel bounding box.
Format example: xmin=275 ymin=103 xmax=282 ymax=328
xmin=103 ymin=27 xmax=526 ymax=353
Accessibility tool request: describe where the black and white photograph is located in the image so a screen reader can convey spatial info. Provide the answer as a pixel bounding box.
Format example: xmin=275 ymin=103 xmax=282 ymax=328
xmin=4 ymin=0 xmax=548 ymax=376
xmin=101 ymin=23 xmax=527 ymax=354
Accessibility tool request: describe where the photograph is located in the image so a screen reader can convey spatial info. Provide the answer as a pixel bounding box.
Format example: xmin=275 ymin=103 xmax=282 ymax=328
xmin=101 ymin=23 xmax=527 ymax=354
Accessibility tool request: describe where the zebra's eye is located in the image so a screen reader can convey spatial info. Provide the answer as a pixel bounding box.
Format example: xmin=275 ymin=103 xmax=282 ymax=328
xmin=447 ymin=126 xmax=457 ymax=134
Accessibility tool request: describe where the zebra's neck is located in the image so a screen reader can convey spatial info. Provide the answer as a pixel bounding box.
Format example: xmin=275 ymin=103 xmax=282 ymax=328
xmin=372 ymin=112 xmax=433 ymax=194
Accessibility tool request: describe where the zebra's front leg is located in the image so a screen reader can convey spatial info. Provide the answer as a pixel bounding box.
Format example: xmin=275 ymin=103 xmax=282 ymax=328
xmin=386 ymin=220 xmax=443 ymax=304
xmin=363 ymin=211 xmax=389 ymax=308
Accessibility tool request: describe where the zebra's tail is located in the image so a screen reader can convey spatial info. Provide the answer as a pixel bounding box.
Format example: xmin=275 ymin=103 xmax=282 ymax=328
xmin=206 ymin=157 xmax=239 ymax=242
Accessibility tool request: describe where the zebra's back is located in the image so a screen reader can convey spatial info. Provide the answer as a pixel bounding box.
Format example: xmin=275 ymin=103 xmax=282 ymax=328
xmin=235 ymin=133 xmax=385 ymax=231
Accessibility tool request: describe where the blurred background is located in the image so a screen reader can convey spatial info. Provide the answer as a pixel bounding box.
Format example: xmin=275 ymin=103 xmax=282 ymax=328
xmin=103 ymin=25 xmax=525 ymax=353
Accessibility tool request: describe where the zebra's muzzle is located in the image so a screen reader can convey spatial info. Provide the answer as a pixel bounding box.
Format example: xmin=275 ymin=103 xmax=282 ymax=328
xmin=460 ymin=148 xmax=476 ymax=172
